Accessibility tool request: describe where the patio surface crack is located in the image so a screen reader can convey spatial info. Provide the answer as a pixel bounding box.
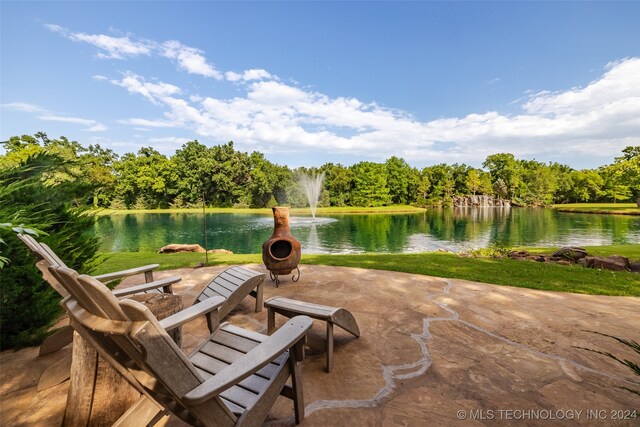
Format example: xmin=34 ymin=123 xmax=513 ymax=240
xmin=303 ymin=278 xmax=638 ymax=417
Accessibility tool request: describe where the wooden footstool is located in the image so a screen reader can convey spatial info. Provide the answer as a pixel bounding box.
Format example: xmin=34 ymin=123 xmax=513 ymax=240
xmin=265 ymin=297 xmax=360 ymax=372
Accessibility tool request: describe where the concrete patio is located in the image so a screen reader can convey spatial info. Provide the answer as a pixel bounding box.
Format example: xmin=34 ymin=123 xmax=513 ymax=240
xmin=1 ymin=264 xmax=639 ymax=426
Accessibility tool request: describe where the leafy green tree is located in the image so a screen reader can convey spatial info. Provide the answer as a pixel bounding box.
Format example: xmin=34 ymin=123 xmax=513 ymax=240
xmin=320 ymin=163 xmax=354 ymax=206
xmin=493 ymin=178 xmax=508 ymax=200
xmin=483 ymin=153 xmax=522 ymax=200
xmin=84 ymin=144 xmax=118 ymax=207
xmin=612 ymin=146 xmax=640 ymax=202
xmin=479 ymin=172 xmax=494 ymax=195
xmin=415 ymin=173 xmax=432 ymax=207
xmin=450 ymin=163 xmax=473 ymax=195
xmin=0 ymin=151 xmax=100 ymax=349
xmin=113 ymin=147 xmax=175 ymax=208
xmin=568 ymin=170 xmax=603 ymax=202
xmin=465 ymin=169 xmax=481 ymax=195
xmin=518 ymin=160 xmax=558 ymax=206
xmin=172 ymin=140 xmax=215 ymax=206
xmin=421 ymin=163 xmax=454 ymax=205
xmin=385 ymin=156 xmax=414 ymax=204
xmin=549 ymin=162 xmax=574 ymax=204
xmin=209 ymin=142 xmax=252 ymax=206
xmin=350 ymin=162 xmax=391 ymax=206
xmin=245 ymin=152 xmax=288 ymax=207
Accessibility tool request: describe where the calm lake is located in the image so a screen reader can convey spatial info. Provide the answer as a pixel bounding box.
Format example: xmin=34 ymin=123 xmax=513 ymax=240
xmin=96 ymin=208 xmax=640 ymax=254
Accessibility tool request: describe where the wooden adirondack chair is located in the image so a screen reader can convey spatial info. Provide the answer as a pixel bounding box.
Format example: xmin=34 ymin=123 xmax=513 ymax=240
xmin=51 ymin=265 xmax=312 ymax=427
xmin=16 ymin=233 xmax=167 ymax=290
xmin=18 ymin=233 xmax=266 ymax=355
xmin=17 ymin=233 xmax=181 ymax=355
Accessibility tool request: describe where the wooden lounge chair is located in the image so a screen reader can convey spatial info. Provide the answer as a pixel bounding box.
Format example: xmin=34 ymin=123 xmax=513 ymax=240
xmin=16 ymin=233 xmax=166 ymax=290
xmin=17 ymin=233 xmax=181 ymax=355
xmin=18 ymin=234 xmax=266 ymax=355
xmin=51 ymin=264 xmax=312 ymax=427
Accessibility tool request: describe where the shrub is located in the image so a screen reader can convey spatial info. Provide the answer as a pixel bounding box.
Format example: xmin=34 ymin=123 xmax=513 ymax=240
xmin=0 ymin=152 xmax=100 ymax=349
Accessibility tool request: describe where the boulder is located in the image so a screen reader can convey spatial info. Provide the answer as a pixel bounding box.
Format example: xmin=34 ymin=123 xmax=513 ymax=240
xmin=578 ymin=255 xmax=630 ymax=272
xmin=552 ymin=246 xmax=588 ymax=261
xmin=159 ymin=244 xmax=206 ymax=253
xmin=508 ymin=250 xmax=530 ymax=259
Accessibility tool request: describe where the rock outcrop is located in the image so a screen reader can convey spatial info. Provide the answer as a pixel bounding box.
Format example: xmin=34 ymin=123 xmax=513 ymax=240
xmin=452 ymin=195 xmax=511 ymax=207
xmin=508 ymin=247 xmax=636 ymax=273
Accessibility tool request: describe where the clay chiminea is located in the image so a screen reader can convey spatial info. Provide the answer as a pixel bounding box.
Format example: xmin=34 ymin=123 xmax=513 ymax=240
xmin=262 ymin=207 xmax=301 ymax=286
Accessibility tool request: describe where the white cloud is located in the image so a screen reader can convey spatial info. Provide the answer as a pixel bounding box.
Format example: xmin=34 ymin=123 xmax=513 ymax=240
xmin=92 ymin=40 xmax=639 ymax=166
xmin=37 ymin=114 xmax=108 ymax=132
xmin=1 ymin=102 xmax=47 ymax=113
xmin=161 ymin=40 xmax=222 ymax=79
xmin=226 ymin=69 xmax=273 ymax=82
xmin=45 ymin=24 xmax=152 ymax=59
xmin=47 ymin=24 xmax=222 ymax=78
xmin=112 ymin=72 xmax=181 ymax=104
xmin=118 ymin=117 xmax=176 ymax=128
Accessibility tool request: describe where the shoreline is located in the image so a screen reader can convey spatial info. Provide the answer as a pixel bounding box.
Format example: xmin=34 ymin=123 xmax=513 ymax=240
xmin=94 ymin=203 xmax=640 ymax=216
xmin=553 ymin=208 xmax=640 ymax=216
xmin=93 ymin=205 xmax=426 ymax=216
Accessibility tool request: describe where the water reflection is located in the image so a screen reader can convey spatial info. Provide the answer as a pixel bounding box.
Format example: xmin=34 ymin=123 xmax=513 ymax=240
xmin=95 ymin=209 xmax=640 ymax=254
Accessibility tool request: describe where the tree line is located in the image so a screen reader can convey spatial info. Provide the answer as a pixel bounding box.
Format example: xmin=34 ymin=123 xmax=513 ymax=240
xmin=2 ymin=133 xmax=639 ymax=209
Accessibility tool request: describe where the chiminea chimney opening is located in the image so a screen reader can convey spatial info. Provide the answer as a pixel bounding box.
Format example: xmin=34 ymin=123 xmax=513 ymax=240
xmin=269 ymin=240 xmax=292 ymax=260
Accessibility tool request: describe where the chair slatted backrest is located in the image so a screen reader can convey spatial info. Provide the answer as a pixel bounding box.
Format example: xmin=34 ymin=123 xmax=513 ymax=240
xmin=53 ymin=265 xmax=238 ymax=427
xmin=51 ymin=266 xmax=145 ymax=367
xmin=17 ymin=234 xmax=62 ymax=265
xmin=18 ymin=234 xmax=70 ymax=296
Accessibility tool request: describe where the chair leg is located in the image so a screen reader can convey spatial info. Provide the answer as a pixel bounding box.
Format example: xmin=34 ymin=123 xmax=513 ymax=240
xmin=206 ymin=312 xmax=220 ymax=333
xmin=289 ymin=358 xmax=305 ymax=424
xmin=144 ymin=270 xmax=154 ymax=283
xmin=326 ymin=322 xmax=334 ymax=373
xmin=267 ymin=308 xmax=276 ymax=335
xmin=254 ymin=283 xmax=264 ymax=313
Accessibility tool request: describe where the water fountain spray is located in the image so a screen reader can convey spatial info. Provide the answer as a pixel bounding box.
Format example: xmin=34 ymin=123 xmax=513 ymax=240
xmin=299 ymin=171 xmax=325 ymax=220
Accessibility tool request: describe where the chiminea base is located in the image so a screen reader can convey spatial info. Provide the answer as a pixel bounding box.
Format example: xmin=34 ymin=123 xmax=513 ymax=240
xmin=269 ymin=267 xmax=300 ymax=287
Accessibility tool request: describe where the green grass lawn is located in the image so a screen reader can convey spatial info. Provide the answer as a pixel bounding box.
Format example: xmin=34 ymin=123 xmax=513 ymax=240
xmin=95 ymin=205 xmax=425 ymax=216
xmin=95 ymin=246 xmax=640 ymax=297
xmin=552 ymin=203 xmax=640 ymax=215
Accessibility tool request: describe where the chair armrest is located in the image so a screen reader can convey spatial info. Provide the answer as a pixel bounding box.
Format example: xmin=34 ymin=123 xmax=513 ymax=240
xmin=93 ymin=264 xmax=160 ymax=282
xmin=183 ymin=316 xmax=312 ymax=405
xmin=112 ymin=276 xmax=181 ymax=298
xmin=158 ymin=296 xmax=226 ymax=331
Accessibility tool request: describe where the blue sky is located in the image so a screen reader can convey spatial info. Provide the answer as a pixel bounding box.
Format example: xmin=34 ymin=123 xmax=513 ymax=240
xmin=1 ymin=1 xmax=639 ymax=169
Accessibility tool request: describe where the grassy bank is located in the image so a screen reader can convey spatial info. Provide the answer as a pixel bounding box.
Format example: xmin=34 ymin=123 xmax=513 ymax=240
xmin=553 ymin=203 xmax=640 ymax=215
xmin=95 ymin=246 xmax=640 ymax=297
xmin=96 ymin=205 xmax=425 ymax=216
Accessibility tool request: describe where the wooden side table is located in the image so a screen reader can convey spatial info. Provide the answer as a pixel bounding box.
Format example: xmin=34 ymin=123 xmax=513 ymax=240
xmin=264 ymin=297 xmax=360 ymax=373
